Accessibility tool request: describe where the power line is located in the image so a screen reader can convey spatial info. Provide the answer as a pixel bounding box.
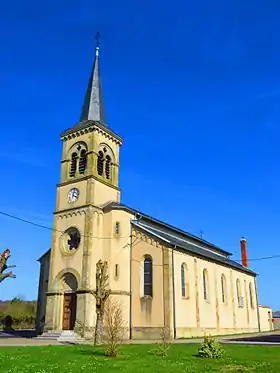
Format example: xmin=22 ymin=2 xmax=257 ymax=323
xmin=0 ymin=210 xmax=280 ymax=263
xmin=0 ymin=210 xmax=129 ymax=240
xmin=236 ymin=254 xmax=280 ymax=263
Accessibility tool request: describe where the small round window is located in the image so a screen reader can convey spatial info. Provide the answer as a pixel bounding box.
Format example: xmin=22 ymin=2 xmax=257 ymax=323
xmin=61 ymin=227 xmax=81 ymax=253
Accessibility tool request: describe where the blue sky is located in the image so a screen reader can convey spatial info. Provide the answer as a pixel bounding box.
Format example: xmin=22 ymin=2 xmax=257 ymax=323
xmin=1 ymin=0 xmax=280 ymax=309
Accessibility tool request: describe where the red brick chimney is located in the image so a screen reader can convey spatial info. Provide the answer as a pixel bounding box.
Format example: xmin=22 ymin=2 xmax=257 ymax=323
xmin=240 ymin=237 xmax=248 ymax=268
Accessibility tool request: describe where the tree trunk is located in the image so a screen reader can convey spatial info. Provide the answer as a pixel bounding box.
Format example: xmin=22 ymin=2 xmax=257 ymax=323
xmin=94 ymin=311 xmax=103 ymax=345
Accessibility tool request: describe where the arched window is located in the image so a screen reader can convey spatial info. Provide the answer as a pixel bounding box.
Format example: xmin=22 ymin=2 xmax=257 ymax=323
xmin=181 ymin=263 xmax=189 ymax=298
xmin=249 ymin=282 xmax=254 ymax=309
xmin=236 ymin=279 xmax=240 ymax=299
xmin=79 ymin=149 xmax=87 ymax=174
xmin=115 ymin=264 xmax=119 ymax=279
xmin=181 ymin=264 xmax=186 ymax=297
xmin=97 ymin=151 xmax=104 ymax=176
xmin=144 ymin=256 xmax=153 ymax=297
xmin=69 ymin=143 xmax=88 ymax=178
xmin=203 ymin=269 xmax=208 ymax=301
xmin=236 ymin=279 xmax=243 ymax=307
xmin=69 ymin=152 xmax=78 ymax=177
xmin=221 ymin=274 xmax=226 ymax=304
xmin=105 ymin=155 xmax=111 ymax=179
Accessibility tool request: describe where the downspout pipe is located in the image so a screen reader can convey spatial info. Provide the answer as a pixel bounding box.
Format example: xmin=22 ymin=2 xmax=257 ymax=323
xmin=129 ymin=220 xmax=133 ymax=339
xmin=254 ymin=276 xmax=261 ymax=332
xmin=129 ymin=216 xmax=142 ymax=340
xmin=171 ymin=246 xmax=177 ymax=339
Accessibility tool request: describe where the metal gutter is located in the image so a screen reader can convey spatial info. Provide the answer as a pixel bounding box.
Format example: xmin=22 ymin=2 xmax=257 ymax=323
xmin=171 ymin=247 xmax=177 ymax=339
xmin=129 ymin=220 xmax=133 ymax=339
xmin=254 ymin=276 xmax=261 ymax=332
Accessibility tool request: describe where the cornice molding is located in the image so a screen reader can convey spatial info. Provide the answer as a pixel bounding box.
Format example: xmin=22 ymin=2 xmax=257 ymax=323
xmin=76 ymin=289 xmax=130 ymax=296
xmin=46 ymin=291 xmax=63 ymax=296
xmin=57 ymin=174 xmax=120 ymax=191
xmin=60 ymin=121 xmax=122 ymax=145
xmin=54 ymin=203 xmax=103 ymax=218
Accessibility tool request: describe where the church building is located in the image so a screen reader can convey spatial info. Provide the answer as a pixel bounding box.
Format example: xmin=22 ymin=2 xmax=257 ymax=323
xmin=36 ymin=40 xmax=272 ymax=340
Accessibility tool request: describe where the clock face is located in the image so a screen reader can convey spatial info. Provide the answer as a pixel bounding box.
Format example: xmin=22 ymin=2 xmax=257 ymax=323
xmin=68 ymin=188 xmax=80 ymax=204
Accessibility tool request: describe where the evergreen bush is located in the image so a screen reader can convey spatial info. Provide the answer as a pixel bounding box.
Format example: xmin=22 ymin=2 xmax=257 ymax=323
xmin=197 ymin=335 xmax=225 ymax=359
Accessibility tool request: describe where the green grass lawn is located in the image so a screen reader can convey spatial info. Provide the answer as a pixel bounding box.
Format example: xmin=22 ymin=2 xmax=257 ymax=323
xmin=0 ymin=344 xmax=279 ymax=373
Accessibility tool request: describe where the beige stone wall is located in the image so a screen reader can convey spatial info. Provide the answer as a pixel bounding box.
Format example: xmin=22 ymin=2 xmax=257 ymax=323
xmin=36 ymin=252 xmax=50 ymax=333
xmin=94 ymin=220 xmax=262 ymax=340
xmin=173 ymin=249 xmax=259 ymax=338
xmin=81 ymin=209 xmax=133 ymax=337
xmin=173 ymin=252 xmax=197 ymax=330
xmin=131 ymin=229 xmax=165 ymax=339
xmin=49 ymin=213 xmax=85 ymax=287
xmin=102 ymin=210 xmax=132 ymax=293
xmin=93 ymin=181 xmax=120 ymax=206
xmin=259 ymin=305 xmax=273 ymax=332
xmin=45 ymin=205 xmax=134 ymax=336
xmin=43 ymin=203 xmax=263 ymax=340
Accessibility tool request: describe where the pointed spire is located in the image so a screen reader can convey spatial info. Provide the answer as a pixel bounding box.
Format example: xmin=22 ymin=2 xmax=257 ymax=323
xmin=79 ymin=32 xmax=106 ymax=125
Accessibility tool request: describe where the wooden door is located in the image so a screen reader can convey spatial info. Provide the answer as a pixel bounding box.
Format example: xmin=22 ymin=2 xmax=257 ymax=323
xmin=62 ymin=293 xmax=77 ymax=330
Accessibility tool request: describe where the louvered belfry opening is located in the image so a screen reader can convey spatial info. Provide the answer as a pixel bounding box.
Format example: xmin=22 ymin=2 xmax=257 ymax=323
xmin=79 ymin=149 xmax=87 ymax=174
xmin=70 ymin=152 xmax=78 ymax=177
xmin=97 ymin=150 xmax=104 ymax=176
xmin=69 ymin=144 xmax=88 ymax=178
xmin=97 ymin=146 xmax=112 ymax=180
xmin=105 ymin=155 xmax=111 ymax=179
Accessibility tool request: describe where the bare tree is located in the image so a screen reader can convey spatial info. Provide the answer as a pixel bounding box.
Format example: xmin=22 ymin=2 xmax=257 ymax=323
xmin=154 ymin=326 xmax=171 ymax=356
xmin=103 ymin=297 xmax=126 ymax=357
xmin=0 ymin=249 xmax=16 ymax=284
xmin=91 ymin=259 xmax=110 ymax=345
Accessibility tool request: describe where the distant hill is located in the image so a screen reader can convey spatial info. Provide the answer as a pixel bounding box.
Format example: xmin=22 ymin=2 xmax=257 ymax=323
xmin=273 ymin=311 xmax=280 ymax=317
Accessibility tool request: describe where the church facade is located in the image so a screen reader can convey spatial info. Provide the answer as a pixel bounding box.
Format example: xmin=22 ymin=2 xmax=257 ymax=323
xmin=36 ymin=42 xmax=272 ymax=340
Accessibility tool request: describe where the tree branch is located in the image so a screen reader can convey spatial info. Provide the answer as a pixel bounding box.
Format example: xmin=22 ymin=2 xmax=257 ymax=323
xmin=0 ymin=271 xmax=16 ymax=283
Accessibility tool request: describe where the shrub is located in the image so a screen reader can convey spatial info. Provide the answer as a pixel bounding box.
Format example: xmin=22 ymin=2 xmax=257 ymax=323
xmin=154 ymin=327 xmax=171 ymax=357
xmin=197 ymin=335 xmax=225 ymax=359
xmin=103 ymin=298 xmax=126 ymax=358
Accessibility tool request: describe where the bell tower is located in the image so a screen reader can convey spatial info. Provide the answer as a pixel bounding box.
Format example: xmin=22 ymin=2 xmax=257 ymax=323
xmin=44 ymin=36 xmax=122 ymax=334
xmin=58 ymin=35 xmax=122 ymax=209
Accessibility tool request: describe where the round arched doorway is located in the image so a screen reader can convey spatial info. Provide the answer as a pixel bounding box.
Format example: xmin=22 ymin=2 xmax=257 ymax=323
xmin=61 ymin=273 xmax=78 ymax=330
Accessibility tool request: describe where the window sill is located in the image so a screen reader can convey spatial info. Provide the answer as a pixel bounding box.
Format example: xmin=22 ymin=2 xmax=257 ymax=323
xmin=140 ymin=295 xmax=153 ymax=300
xmin=182 ymin=296 xmax=190 ymax=300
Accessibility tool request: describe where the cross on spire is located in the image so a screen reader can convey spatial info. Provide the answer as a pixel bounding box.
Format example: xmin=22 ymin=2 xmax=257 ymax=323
xmin=79 ymin=31 xmax=106 ymax=124
xmin=95 ymin=31 xmax=100 ymax=47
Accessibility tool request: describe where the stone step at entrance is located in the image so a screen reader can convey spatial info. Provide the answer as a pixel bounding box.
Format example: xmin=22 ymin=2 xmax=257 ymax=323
xmin=58 ymin=330 xmax=84 ymax=343
xmin=36 ymin=332 xmax=61 ymax=340
xmin=36 ymin=330 xmax=84 ymax=342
